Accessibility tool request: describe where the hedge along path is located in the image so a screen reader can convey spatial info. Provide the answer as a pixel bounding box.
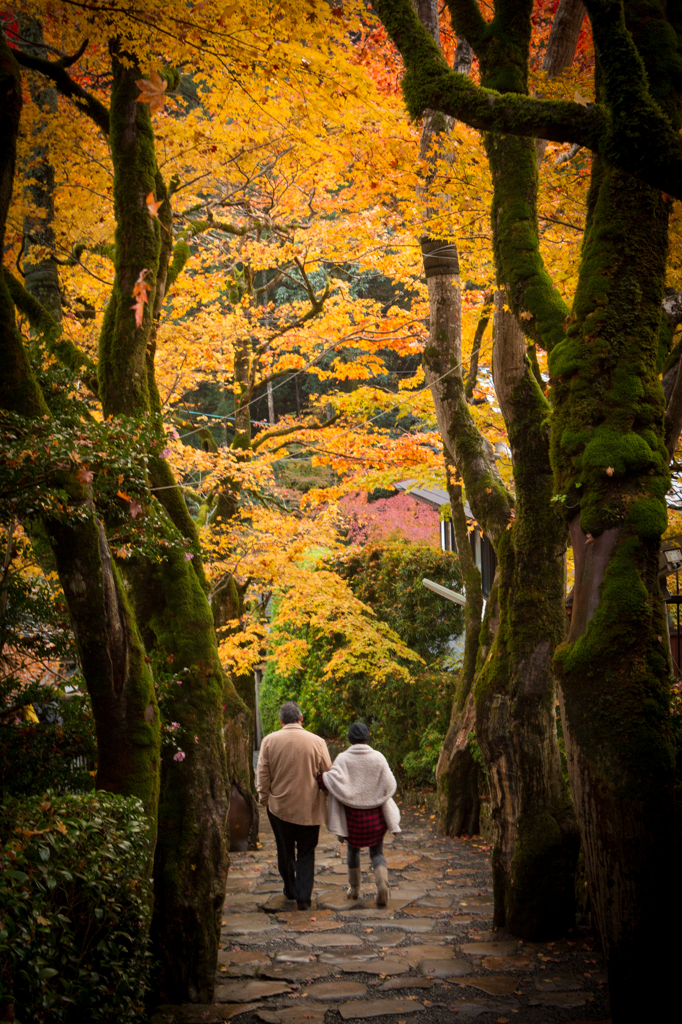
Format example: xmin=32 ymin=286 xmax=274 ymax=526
xmin=152 ymin=806 xmax=611 ymax=1024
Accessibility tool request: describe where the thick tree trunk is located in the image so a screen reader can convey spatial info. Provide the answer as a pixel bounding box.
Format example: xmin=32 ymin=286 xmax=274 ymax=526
xmin=436 ymin=453 xmax=483 ymax=836
xmin=550 ymin=159 xmax=682 ymax=1016
xmin=418 ymin=0 xmax=578 ymax=935
xmin=473 ymin=296 xmax=578 ymax=937
xmin=98 ymin=47 xmax=230 ymax=1003
xmin=213 ymin=575 xmax=260 ymax=851
xmin=47 ymin=518 xmax=160 ymax=823
xmin=0 ymin=37 xmax=161 ymax=829
xmin=18 ymin=17 xmax=62 ymax=323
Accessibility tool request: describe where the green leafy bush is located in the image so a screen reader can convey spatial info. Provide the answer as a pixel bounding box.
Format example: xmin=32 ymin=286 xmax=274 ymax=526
xmin=0 ymin=791 xmax=152 ymax=1024
xmin=0 ymin=693 xmax=97 ymax=798
xmin=328 ymin=543 xmax=464 ymax=660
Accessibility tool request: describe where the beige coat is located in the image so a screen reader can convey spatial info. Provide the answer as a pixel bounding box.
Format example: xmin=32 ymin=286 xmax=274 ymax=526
xmin=256 ymin=723 xmax=332 ymax=826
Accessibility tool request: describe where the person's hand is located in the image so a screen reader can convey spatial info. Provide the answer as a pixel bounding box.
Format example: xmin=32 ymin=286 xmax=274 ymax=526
xmin=337 ymin=836 xmax=346 ymax=844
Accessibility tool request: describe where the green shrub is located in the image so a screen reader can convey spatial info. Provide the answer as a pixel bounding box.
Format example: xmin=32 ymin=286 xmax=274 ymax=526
xmin=0 ymin=709 xmax=97 ymax=798
xmin=402 ymin=726 xmax=446 ymax=787
xmin=328 ymin=543 xmax=464 ymax=660
xmin=0 ymin=791 xmax=152 ymax=1024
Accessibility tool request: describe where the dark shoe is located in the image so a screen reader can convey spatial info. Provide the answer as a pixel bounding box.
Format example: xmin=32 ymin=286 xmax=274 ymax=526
xmin=296 ymin=900 xmax=311 ymax=911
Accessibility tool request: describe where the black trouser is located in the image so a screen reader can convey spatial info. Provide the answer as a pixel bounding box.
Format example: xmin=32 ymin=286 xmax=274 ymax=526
xmin=267 ymin=809 xmax=319 ymax=902
xmin=346 ymin=839 xmax=386 ymax=870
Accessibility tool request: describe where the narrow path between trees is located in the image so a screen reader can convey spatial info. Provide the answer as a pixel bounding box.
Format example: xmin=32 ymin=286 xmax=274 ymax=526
xmin=153 ymin=808 xmax=611 ymax=1024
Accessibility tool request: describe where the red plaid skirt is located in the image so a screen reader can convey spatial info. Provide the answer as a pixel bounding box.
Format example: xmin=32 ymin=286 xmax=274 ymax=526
xmin=345 ymin=806 xmax=386 ymax=848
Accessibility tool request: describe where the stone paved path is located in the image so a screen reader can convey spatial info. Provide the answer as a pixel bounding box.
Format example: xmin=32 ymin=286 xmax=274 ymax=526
xmin=153 ymin=807 xmax=611 ymax=1024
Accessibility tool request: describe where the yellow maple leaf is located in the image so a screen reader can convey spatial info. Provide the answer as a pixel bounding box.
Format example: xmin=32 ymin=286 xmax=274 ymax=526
xmin=136 ymin=72 xmax=168 ymax=113
xmin=146 ymin=192 xmax=163 ymax=218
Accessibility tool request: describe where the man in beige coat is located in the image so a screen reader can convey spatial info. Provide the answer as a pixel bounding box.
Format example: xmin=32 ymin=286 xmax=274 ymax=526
xmin=256 ymin=701 xmax=332 ymax=910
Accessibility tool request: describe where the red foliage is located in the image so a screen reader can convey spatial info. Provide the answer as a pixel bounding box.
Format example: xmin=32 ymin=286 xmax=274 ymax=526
xmin=339 ymin=491 xmax=440 ymax=548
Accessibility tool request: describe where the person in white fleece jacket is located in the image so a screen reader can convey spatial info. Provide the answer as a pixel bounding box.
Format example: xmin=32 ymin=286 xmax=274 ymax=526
xmin=318 ymin=722 xmax=401 ymax=907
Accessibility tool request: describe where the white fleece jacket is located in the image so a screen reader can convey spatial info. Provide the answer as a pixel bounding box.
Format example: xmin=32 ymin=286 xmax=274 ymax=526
xmin=322 ymin=744 xmax=401 ymax=839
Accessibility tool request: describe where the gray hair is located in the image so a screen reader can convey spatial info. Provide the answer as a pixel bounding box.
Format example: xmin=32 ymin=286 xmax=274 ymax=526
xmin=279 ymin=701 xmax=303 ymax=724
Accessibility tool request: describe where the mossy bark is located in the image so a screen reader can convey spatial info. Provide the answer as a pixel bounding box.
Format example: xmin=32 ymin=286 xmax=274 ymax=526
xmin=550 ymin=159 xmax=681 ymax=1013
xmin=469 ymin=2 xmax=581 ymax=938
xmin=436 ymin=451 xmax=483 ymax=836
xmin=46 ymin=518 xmax=160 ymax=828
xmin=419 ymin=0 xmax=580 ymax=934
xmin=213 ymin=575 xmax=260 ymax=851
xmin=476 ymin=298 xmax=578 ymax=937
xmin=0 ymin=36 xmax=160 ymax=832
xmin=98 ymin=48 xmax=231 ymax=1002
xmin=373 ymin=0 xmax=682 ymax=200
xmin=19 ymin=17 xmax=62 ymax=325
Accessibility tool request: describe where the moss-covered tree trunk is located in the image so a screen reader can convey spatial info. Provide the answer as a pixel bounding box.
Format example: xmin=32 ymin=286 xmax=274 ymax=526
xmin=435 ymin=452 xmax=483 ymax=836
xmin=475 ymin=297 xmax=578 ymax=935
xmin=416 ymin=0 xmax=578 ymax=935
xmin=18 ymin=17 xmax=62 ymax=323
xmin=550 ymin=157 xmax=681 ymax=1015
xmin=98 ymin=46 xmax=232 ymax=1002
xmin=213 ymin=575 xmax=260 ymax=850
xmin=376 ymin=0 xmax=682 ymax=1006
xmin=0 ymin=35 xmax=161 ymax=831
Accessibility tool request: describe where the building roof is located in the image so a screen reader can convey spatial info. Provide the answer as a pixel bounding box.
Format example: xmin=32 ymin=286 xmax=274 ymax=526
xmin=394 ymin=479 xmax=474 ymax=519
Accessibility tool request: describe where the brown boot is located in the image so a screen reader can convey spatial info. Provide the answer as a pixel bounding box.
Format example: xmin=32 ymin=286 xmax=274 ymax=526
xmin=347 ymin=867 xmax=362 ymax=900
xmin=374 ymin=863 xmax=389 ymax=906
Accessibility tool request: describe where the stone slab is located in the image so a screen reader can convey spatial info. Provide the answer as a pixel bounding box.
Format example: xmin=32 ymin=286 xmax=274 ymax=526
xmin=302 ymin=980 xmax=367 ymax=1000
xmin=256 ymin=1005 xmax=328 ymax=1024
xmin=274 ymin=950 xmax=318 ymax=964
xmin=261 ymin=963 xmax=332 ymax=983
xmin=218 ymin=964 xmax=263 ymax=978
xmin=414 ymin=897 xmax=453 ymax=908
xmin=459 ymin=976 xmax=520 ymax=995
xmin=221 ymin=914 xmax=280 ymax=936
xmin=338 ymin=998 xmax=423 ymax=1019
xmin=419 ymin=959 xmax=471 ymax=978
xmin=276 ymin=909 xmax=336 ymax=925
xmin=214 ymin=980 xmax=292 ymax=1003
xmin=372 ymin=918 xmax=443 ymax=933
xmin=260 ymin=895 xmax=299 ymax=913
xmin=319 ymin=952 xmax=378 ymax=965
xmin=295 ymin=932 xmax=364 ymax=948
xmin=459 ymin=942 xmax=518 ymax=956
xmin=397 ymin=944 xmax=456 ymax=965
xmin=318 ymin=895 xmax=363 ymax=911
xmin=337 ymin=908 xmax=396 ymax=920
xmin=218 ymin=949 xmax=270 ymax=967
xmin=446 ymin=997 xmax=520 ymax=1016
xmin=390 ymin=887 xmax=427 ymax=900
xmin=283 ymin=919 xmax=345 ymax=933
xmin=339 ymin=959 xmax=410 ymax=976
xmin=533 ymin=973 xmax=584 ymax=991
xmin=528 ymin=991 xmax=593 ymax=1007
xmin=384 ymin=856 xmax=419 ymax=870
xmin=364 ymin=930 xmax=405 ymax=947
xmin=225 ymin=893 xmax=263 ymax=908
xmin=481 ymin=955 xmax=533 ymax=971
xmin=379 ymin=977 xmax=434 ymax=991
xmin=401 ymin=906 xmax=448 ymax=919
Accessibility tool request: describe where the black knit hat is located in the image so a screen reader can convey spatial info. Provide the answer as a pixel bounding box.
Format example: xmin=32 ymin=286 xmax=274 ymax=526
xmin=348 ymin=722 xmax=370 ymax=745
